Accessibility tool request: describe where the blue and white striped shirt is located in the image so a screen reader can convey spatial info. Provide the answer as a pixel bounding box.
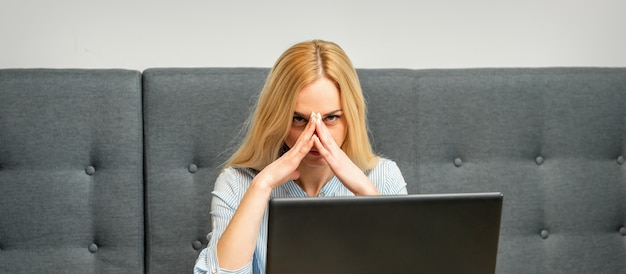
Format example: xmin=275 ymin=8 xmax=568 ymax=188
xmin=194 ymin=157 xmax=407 ymax=274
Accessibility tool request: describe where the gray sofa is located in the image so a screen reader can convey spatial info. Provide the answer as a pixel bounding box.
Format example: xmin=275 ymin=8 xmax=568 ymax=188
xmin=1 ymin=67 xmax=625 ymax=273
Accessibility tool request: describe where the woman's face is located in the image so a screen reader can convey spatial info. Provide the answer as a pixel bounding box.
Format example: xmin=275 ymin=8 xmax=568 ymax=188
xmin=285 ymin=76 xmax=347 ymax=167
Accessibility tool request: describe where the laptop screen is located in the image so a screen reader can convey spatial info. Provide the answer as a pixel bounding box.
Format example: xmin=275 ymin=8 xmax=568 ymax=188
xmin=266 ymin=192 xmax=503 ymax=274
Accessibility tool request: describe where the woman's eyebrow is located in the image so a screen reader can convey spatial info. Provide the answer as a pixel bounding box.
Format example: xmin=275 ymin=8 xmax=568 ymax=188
xmin=293 ymin=112 xmax=308 ymax=118
xmin=323 ymin=109 xmax=343 ymax=116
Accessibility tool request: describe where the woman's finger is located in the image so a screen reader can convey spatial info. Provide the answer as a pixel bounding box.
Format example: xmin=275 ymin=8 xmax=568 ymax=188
xmin=288 ymin=112 xmax=317 ymax=158
xmin=314 ymin=112 xmax=339 ymax=151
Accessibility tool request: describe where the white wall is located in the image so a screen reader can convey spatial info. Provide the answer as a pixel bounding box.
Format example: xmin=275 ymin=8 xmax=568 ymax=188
xmin=2 ymin=0 xmax=625 ymax=70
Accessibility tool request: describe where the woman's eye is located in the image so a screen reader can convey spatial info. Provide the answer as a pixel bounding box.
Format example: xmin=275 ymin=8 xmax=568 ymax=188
xmin=292 ymin=116 xmax=307 ymax=125
xmin=324 ymin=115 xmax=340 ymax=122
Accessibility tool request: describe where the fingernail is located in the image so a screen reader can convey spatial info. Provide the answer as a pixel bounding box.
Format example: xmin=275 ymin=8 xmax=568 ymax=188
xmin=317 ymin=112 xmax=322 ymax=124
xmin=310 ymin=112 xmax=316 ymax=123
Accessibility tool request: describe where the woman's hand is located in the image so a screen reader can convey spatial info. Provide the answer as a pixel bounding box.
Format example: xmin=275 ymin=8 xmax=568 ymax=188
xmin=311 ymin=113 xmax=380 ymax=195
xmin=217 ymin=112 xmax=318 ymax=270
xmin=253 ymin=112 xmax=318 ymax=190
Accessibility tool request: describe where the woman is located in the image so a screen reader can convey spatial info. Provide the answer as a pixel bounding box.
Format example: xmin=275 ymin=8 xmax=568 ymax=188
xmin=194 ymin=40 xmax=407 ymax=274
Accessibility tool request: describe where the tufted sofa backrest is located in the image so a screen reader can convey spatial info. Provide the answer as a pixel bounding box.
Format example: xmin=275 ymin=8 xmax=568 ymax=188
xmin=0 ymin=69 xmax=144 ymax=273
xmin=1 ymin=67 xmax=625 ymax=273
xmin=142 ymin=68 xmax=269 ymax=273
xmin=359 ymin=68 xmax=626 ymax=273
xmin=143 ymin=67 xmax=626 ymax=274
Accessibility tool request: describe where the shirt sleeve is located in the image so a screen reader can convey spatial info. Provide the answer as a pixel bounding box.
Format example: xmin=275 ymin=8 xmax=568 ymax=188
xmin=381 ymin=159 xmax=408 ymax=195
xmin=194 ymin=168 xmax=254 ymax=274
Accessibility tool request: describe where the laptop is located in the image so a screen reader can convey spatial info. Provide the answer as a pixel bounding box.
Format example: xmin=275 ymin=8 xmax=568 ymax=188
xmin=266 ymin=192 xmax=503 ymax=274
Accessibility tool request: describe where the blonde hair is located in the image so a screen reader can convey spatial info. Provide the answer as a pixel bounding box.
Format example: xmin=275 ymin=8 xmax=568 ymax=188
xmin=225 ymin=40 xmax=378 ymax=171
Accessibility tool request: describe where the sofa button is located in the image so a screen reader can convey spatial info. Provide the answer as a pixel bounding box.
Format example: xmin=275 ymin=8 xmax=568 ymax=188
xmin=85 ymin=166 xmax=96 ymax=175
xmin=88 ymin=243 xmax=98 ymax=253
xmin=192 ymin=240 xmax=203 ymax=250
xmin=540 ymin=229 xmax=549 ymax=239
xmin=453 ymin=158 xmax=463 ymax=167
xmin=535 ymin=156 xmax=544 ymax=165
xmin=620 ymin=227 xmax=626 ymax=236
xmin=617 ymin=156 xmax=625 ymax=165
xmin=188 ymin=164 xmax=198 ymax=173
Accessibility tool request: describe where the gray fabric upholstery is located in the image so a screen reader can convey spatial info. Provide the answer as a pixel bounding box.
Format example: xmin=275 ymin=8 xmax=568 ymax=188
xmin=361 ymin=68 xmax=626 ymax=273
xmin=142 ymin=68 xmax=269 ymax=273
xmin=144 ymin=67 xmax=625 ymax=274
xmin=0 ymin=69 xmax=144 ymax=273
xmin=2 ymin=67 xmax=625 ymax=273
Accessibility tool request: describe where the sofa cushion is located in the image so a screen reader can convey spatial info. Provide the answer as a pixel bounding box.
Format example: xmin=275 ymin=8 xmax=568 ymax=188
xmin=142 ymin=68 xmax=269 ymax=274
xmin=362 ymin=68 xmax=626 ymax=273
xmin=0 ymin=69 xmax=144 ymax=273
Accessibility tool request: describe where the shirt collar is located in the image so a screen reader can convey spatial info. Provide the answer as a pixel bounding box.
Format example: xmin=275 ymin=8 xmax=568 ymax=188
xmin=275 ymin=177 xmax=341 ymax=198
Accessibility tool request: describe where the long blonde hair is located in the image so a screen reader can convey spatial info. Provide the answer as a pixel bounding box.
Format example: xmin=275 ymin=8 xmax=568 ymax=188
xmin=225 ymin=40 xmax=378 ymax=171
